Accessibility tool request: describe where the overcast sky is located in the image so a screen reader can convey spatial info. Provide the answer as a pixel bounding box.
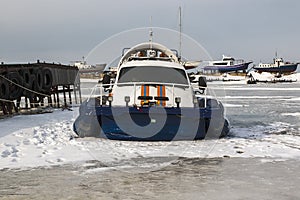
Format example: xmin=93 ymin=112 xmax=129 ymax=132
xmin=1 ymin=0 xmax=300 ymax=65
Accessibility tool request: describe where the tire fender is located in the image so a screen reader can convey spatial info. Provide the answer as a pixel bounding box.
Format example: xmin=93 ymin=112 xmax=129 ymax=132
xmin=0 ymin=78 xmax=10 ymax=100
xmin=33 ymin=69 xmax=43 ymax=92
xmin=42 ymin=68 xmax=53 ymax=91
xmin=7 ymin=72 xmax=24 ymax=100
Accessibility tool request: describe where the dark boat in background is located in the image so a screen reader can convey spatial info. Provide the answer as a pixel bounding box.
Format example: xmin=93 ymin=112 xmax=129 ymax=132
xmin=253 ymin=57 xmax=298 ymax=73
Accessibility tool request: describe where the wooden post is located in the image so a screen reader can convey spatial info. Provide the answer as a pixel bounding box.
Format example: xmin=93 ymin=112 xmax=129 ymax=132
xmin=63 ymin=85 xmax=67 ymax=108
xmin=30 ymin=97 xmax=35 ymax=108
xmin=68 ymin=85 xmax=72 ymax=105
xmin=78 ymin=83 xmax=82 ymax=104
xmin=74 ymin=84 xmax=78 ymax=104
xmin=53 ymin=93 xmax=56 ymax=107
xmin=48 ymin=95 xmax=53 ymax=107
xmin=16 ymin=97 xmax=21 ymax=109
xmin=1 ymin=102 xmax=8 ymax=115
xmin=7 ymin=102 xmax=13 ymax=115
xmin=41 ymin=96 xmax=44 ymax=107
xmin=25 ymin=97 xmax=29 ymax=109
xmin=56 ymin=86 xmax=60 ymax=108
xmin=33 ymin=96 xmax=38 ymax=108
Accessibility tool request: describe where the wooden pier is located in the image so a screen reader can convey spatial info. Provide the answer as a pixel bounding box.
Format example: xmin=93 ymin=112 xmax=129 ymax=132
xmin=0 ymin=60 xmax=80 ymax=117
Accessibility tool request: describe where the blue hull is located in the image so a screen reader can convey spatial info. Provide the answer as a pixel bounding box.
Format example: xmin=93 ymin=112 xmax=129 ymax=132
xmin=73 ymin=99 xmax=229 ymax=141
xmin=253 ymin=64 xmax=298 ymax=73
xmin=204 ymin=62 xmax=252 ymax=73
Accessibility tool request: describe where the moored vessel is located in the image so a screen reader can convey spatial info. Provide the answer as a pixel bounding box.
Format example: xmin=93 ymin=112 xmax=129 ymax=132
xmin=253 ymin=57 xmax=298 ymax=73
xmin=73 ymin=42 xmax=229 ymax=141
xmin=203 ymin=55 xmax=252 ymax=73
xmin=72 ymin=60 xmax=106 ymax=73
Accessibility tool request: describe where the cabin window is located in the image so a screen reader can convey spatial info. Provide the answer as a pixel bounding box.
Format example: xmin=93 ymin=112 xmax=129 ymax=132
xmin=118 ymin=66 xmax=189 ymax=85
xmin=214 ymin=62 xmax=227 ymax=65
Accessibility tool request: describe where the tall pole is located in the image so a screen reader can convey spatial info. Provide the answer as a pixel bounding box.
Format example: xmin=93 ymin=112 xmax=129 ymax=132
xmin=179 ymin=6 xmax=182 ymax=60
xmin=149 ymin=16 xmax=153 ymax=49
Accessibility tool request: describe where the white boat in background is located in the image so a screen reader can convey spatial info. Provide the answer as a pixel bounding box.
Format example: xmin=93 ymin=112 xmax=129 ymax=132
xmin=182 ymin=60 xmax=201 ymax=70
xmin=203 ymin=55 xmax=252 ymax=73
xmin=71 ymin=60 xmax=106 ymax=73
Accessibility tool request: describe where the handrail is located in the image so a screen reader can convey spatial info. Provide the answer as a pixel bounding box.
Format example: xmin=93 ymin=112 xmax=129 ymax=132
xmin=116 ymin=81 xmax=190 ymax=88
xmin=88 ymin=82 xmax=208 ymax=108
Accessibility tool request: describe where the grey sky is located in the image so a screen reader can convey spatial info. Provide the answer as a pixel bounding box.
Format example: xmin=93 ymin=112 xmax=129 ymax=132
xmin=1 ymin=0 xmax=300 ymax=65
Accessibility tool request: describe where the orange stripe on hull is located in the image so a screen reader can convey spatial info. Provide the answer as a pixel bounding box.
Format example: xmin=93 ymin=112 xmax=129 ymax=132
xmin=141 ymin=85 xmax=145 ymax=106
xmin=162 ymin=85 xmax=166 ymax=106
xmin=157 ymin=86 xmax=161 ymax=105
xmin=141 ymin=85 xmax=150 ymax=106
xmin=157 ymin=85 xmax=166 ymax=106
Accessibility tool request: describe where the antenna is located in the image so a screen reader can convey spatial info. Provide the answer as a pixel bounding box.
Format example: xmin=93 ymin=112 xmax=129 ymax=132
xmin=179 ymin=6 xmax=182 ymax=59
xmin=149 ymin=16 xmax=153 ymax=49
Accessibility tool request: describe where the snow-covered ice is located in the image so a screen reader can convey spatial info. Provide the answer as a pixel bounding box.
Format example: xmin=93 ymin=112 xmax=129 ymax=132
xmin=1 ymin=109 xmax=300 ymax=170
xmin=1 ymin=77 xmax=300 ymax=170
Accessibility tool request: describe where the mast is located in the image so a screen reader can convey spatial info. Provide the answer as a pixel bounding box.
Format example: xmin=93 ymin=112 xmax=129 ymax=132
xmin=82 ymin=56 xmax=85 ymax=64
xmin=149 ymin=16 xmax=153 ymax=49
xmin=179 ymin=6 xmax=182 ymax=59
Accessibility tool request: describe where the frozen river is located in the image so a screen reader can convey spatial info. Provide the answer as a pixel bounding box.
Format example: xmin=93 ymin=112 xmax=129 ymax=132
xmin=0 ymin=78 xmax=300 ymax=199
xmin=1 ymin=158 xmax=300 ymax=200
